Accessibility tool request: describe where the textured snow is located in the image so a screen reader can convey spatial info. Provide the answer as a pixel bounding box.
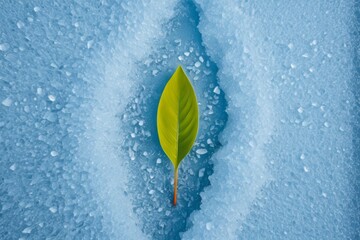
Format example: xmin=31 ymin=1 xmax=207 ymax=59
xmin=183 ymin=0 xmax=359 ymax=239
xmin=0 ymin=0 xmax=359 ymax=240
xmin=77 ymin=1 xmax=178 ymax=239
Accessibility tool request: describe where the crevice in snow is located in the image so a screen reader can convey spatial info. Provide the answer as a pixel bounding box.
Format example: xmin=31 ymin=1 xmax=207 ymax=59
xmin=120 ymin=0 xmax=228 ymax=239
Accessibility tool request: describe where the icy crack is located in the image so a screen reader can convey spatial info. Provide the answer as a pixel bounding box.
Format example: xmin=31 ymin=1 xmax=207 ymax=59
xmin=122 ymin=1 xmax=228 ymax=239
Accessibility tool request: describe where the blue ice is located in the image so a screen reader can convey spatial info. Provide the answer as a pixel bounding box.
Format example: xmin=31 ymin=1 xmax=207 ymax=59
xmin=0 ymin=0 xmax=358 ymax=240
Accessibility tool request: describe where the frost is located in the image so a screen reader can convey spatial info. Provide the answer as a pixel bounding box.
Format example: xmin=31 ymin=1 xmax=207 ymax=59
xmin=0 ymin=0 xmax=357 ymax=239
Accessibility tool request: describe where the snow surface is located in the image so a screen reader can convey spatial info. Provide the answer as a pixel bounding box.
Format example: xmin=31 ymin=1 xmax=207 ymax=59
xmin=0 ymin=0 xmax=359 ymax=240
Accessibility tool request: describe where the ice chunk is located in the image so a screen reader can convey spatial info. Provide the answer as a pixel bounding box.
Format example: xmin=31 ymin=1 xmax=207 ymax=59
xmin=213 ymin=86 xmax=220 ymax=94
xmin=196 ymin=148 xmax=208 ymax=155
xmin=9 ymin=164 xmax=16 ymax=171
xmin=48 ymin=95 xmax=56 ymax=102
xmin=198 ymin=168 xmax=205 ymax=177
xmin=49 ymin=207 xmax=57 ymax=213
xmin=17 ymin=21 xmax=25 ymax=29
xmin=206 ymin=222 xmax=213 ymax=230
xmin=310 ymin=39 xmax=317 ymax=46
xmin=50 ymin=151 xmax=58 ymax=157
xmin=22 ymin=227 xmax=32 ymax=234
xmin=2 ymin=97 xmax=12 ymax=107
xmin=152 ymin=69 xmax=159 ymax=76
xmin=87 ymin=40 xmax=94 ymax=49
xmin=36 ymin=87 xmax=43 ymax=95
xmin=0 ymin=43 xmax=10 ymax=51
xmin=43 ymin=112 xmax=57 ymax=122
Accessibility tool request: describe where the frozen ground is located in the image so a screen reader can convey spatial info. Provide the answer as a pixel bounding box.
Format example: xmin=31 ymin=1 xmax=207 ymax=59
xmin=0 ymin=0 xmax=359 ymax=240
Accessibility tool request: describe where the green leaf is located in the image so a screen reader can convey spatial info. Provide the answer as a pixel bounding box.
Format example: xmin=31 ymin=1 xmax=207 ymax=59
xmin=157 ymin=65 xmax=199 ymax=205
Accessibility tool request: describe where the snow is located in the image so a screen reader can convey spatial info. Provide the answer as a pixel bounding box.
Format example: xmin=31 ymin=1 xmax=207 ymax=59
xmin=183 ymin=0 xmax=358 ymax=240
xmin=78 ymin=1 xmax=178 ymax=239
xmin=0 ymin=0 xmax=358 ymax=240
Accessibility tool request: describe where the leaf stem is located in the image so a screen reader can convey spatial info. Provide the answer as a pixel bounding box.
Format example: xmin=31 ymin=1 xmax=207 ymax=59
xmin=173 ymin=167 xmax=178 ymax=206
